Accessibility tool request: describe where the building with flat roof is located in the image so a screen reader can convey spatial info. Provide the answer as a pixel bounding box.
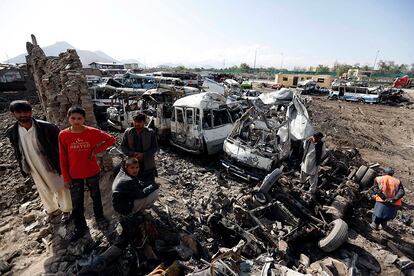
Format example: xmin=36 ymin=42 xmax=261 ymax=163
xmin=275 ymin=71 xmax=336 ymax=88
xmin=89 ymin=62 xmax=125 ymax=70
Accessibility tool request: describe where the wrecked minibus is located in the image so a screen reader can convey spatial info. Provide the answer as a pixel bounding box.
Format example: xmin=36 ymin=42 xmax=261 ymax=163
xmin=150 ymin=71 xmax=201 ymax=87
xmin=117 ymin=72 xmax=157 ymax=90
xmin=153 ymin=76 xmax=200 ymax=96
xmin=142 ymin=86 xmax=185 ymax=138
xmin=106 ymin=92 xmax=141 ymax=130
xmin=222 ymin=91 xmax=313 ymax=181
xmin=170 ymin=92 xmax=243 ymax=155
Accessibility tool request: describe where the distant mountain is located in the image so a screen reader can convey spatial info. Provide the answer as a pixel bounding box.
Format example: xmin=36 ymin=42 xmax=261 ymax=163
xmin=77 ymin=50 xmax=118 ymax=66
xmin=94 ymin=50 xmax=117 ymax=62
xmin=5 ymin=41 xmax=125 ymax=67
xmin=7 ymin=41 xmax=76 ymax=64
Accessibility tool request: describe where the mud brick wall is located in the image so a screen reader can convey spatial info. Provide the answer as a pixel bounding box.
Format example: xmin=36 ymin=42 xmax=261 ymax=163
xmin=25 ymin=35 xmax=112 ymax=169
xmin=25 ymin=34 xmax=96 ymax=128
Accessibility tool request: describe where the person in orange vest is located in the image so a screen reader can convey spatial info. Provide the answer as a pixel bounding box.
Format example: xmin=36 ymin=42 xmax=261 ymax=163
xmin=370 ymin=167 xmax=405 ymax=230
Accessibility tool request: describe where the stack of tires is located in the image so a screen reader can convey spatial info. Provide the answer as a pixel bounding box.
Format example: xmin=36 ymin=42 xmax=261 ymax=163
xmin=352 ymin=165 xmax=377 ymax=188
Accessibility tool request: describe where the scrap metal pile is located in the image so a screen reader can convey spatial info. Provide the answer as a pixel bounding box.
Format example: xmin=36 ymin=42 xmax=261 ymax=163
xmin=75 ymin=90 xmax=414 ymax=275
xmin=75 ymin=142 xmax=414 ymax=275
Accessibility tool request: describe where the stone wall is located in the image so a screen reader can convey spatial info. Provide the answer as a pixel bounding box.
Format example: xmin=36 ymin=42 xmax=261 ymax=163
xmin=25 ymin=34 xmax=96 ymax=128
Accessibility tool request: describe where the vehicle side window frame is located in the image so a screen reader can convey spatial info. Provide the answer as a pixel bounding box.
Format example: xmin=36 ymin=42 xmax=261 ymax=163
xmin=186 ymin=108 xmax=194 ymax=124
xmin=176 ymin=108 xmax=184 ymax=123
xmin=202 ymin=109 xmax=212 ymax=129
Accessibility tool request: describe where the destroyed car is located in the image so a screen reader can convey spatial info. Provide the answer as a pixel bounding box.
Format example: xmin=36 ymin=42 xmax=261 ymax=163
xmin=271 ymin=83 xmax=284 ymax=90
xmin=223 ymin=78 xmax=241 ymax=94
xmin=142 ymin=86 xmax=185 ymax=138
xmin=393 ymin=75 xmax=413 ymax=88
xmin=89 ymin=78 xmax=126 ymax=123
xmin=226 ymin=90 xmax=261 ymax=110
xmin=242 ymin=89 xmax=261 ymax=100
xmin=222 ymin=92 xmax=313 ymax=181
xmin=106 ymin=92 xmax=141 ymax=130
xmin=151 ymin=71 xmax=202 ymax=87
xmin=154 ymin=76 xmax=200 ymax=95
xmin=328 ymin=88 xmax=381 ymax=103
xmin=170 ymin=92 xmax=243 ymax=155
xmin=328 ymin=85 xmax=405 ymax=104
xmin=297 ymin=80 xmax=330 ymax=95
xmin=297 ymin=79 xmax=317 ymax=94
xmin=241 ymin=80 xmax=253 ymax=89
xmin=116 ymin=72 xmax=157 ymax=90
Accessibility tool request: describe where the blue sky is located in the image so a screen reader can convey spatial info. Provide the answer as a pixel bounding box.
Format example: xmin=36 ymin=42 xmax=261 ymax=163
xmin=0 ymin=0 xmax=413 ymax=68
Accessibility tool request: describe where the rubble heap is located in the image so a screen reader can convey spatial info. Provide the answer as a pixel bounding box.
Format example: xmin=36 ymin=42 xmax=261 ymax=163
xmin=25 ymin=34 xmax=96 ymax=128
xmin=1 ymin=106 xmax=413 ymax=275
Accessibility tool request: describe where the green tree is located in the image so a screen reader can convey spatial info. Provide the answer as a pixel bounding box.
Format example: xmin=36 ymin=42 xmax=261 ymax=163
xmin=409 ymin=64 xmax=414 ymax=75
xmin=361 ymin=65 xmax=370 ymax=71
xmin=175 ymin=65 xmax=187 ymax=71
xmin=315 ymin=64 xmax=330 ymax=72
xmin=333 ymin=62 xmax=353 ymax=76
xmin=399 ymin=64 xmax=408 ymax=73
xmin=293 ymin=66 xmax=306 ymax=71
xmin=239 ymin=63 xmax=251 ymax=72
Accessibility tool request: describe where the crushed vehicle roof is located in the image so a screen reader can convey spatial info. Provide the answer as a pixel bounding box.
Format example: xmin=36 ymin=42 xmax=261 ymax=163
xmin=298 ymin=79 xmax=316 ymax=86
xmin=224 ymin=79 xmax=240 ymax=86
xmin=258 ymin=88 xmax=294 ymax=105
xmin=173 ymin=91 xmax=226 ymax=109
xmin=143 ymin=86 xmax=184 ymax=96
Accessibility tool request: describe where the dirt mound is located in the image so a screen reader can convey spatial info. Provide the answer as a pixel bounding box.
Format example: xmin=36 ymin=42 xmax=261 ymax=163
xmin=309 ymin=94 xmax=414 ymax=203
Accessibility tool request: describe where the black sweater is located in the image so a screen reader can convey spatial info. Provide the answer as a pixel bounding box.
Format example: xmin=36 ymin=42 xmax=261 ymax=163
xmin=112 ymin=167 xmax=158 ymax=215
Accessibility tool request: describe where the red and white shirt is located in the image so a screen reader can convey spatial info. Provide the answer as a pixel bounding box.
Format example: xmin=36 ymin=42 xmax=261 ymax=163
xmin=59 ymin=126 xmax=115 ymax=182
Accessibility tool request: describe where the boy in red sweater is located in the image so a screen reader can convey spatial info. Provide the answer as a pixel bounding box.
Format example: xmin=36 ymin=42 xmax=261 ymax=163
xmin=59 ymin=106 xmax=116 ymax=241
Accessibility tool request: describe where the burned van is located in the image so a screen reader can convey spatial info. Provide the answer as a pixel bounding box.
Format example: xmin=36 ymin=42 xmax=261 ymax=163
xmin=106 ymin=92 xmax=141 ymax=131
xmin=170 ymin=92 xmax=243 ymax=155
xmin=142 ymin=86 xmax=185 ymax=138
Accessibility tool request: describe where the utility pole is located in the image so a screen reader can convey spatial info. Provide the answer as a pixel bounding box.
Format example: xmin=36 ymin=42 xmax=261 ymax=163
xmin=253 ymin=49 xmax=257 ymax=71
xmin=280 ymin=53 xmax=284 ymax=70
xmin=373 ymin=50 xmax=380 ymax=70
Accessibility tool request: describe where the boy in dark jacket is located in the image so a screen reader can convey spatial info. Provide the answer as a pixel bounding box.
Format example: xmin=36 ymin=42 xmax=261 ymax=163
xmin=78 ymin=158 xmax=159 ymax=274
xmin=112 ymin=157 xmax=159 ymax=217
xmin=112 ymin=157 xmax=159 ymax=249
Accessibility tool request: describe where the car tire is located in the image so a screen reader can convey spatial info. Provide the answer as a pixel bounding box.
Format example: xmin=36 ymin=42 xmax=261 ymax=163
xmin=359 ymin=168 xmax=376 ymax=188
xmin=354 ymin=165 xmax=368 ymax=183
xmin=318 ymin=219 xmax=348 ymax=252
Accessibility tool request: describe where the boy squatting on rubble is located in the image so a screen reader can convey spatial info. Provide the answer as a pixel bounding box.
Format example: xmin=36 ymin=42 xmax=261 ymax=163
xmin=59 ymin=106 xmax=116 ymax=241
xmin=78 ymin=157 xmax=160 ymax=273
xmin=6 ymin=100 xmax=72 ymax=222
